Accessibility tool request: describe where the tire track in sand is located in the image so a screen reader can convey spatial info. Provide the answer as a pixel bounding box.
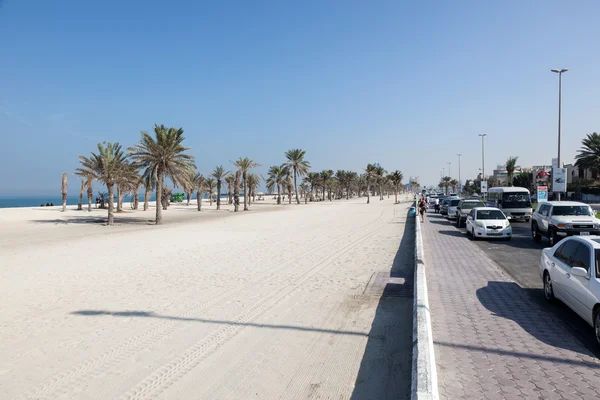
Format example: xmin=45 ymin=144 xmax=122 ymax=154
xmin=22 ymin=207 xmax=389 ymax=400
xmin=119 ymin=208 xmax=395 ymax=400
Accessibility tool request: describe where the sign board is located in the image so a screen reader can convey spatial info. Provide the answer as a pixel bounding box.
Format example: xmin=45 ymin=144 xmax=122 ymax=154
xmin=553 ymin=167 xmax=567 ymax=192
xmin=537 ymin=186 xmax=548 ymax=202
xmin=480 ymin=181 xmax=488 ymax=193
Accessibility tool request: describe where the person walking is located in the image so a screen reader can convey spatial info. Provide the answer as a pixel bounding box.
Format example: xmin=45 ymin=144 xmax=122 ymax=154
xmin=419 ymin=198 xmax=426 ymax=223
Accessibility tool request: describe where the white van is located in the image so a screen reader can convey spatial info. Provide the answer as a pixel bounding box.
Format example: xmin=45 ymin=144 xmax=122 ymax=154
xmin=486 ymin=187 xmax=533 ymax=222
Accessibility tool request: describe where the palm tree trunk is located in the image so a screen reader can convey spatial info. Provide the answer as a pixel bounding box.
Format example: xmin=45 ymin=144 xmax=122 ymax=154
xmin=228 ymin=186 xmax=232 ymax=205
xmin=134 ymin=191 xmax=139 ymax=210
xmin=367 ymin=178 xmax=370 ymax=204
xmin=107 ymin=184 xmax=115 ymax=225
xmin=294 ymin=169 xmax=300 ymax=204
xmin=187 ymin=192 xmax=191 ymax=206
xmin=346 ymin=185 xmax=350 ymax=200
xmin=197 ymin=189 xmax=202 ymax=211
xmin=155 ymin=172 xmax=163 ymax=224
xmin=322 ymin=186 xmax=326 ymax=201
xmin=395 ymin=187 xmax=398 ymax=204
xmin=209 ymin=190 xmax=213 ymax=206
xmin=61 ymin=172 xmax=68 ymax=212
xmin=234 ymin=171 xmax=240 ymax=212
xmin=216 ymin=181 xmax=221 ymax=210
xmin=277 ymin=184 xmax=281 ymax=204
xmin=78 ymin=179 xmax=85 ymax=210
xmin=116 ymin=185 xmax=122 ymax=212
xmin=243 ymin=171 xmax=248 ymax=211
xmin=87 ymin=177 xmax=93 ymax=212
xmin=144 ymin=188 xmax=151 ymax=211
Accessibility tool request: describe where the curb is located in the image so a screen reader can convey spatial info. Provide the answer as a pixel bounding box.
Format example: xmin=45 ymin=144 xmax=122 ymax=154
xmin=411 ymin=206 xmax=439 ymax=400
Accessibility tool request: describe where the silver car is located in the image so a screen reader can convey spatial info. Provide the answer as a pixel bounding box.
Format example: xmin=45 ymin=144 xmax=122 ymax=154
xmin=539 ymin=236 xmax=600 ymax=346
xmin=446 ymin=198 xmax=461 ymax=220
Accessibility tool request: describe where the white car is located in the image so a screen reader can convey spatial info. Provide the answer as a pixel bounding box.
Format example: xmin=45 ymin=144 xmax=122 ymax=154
xmin=446 ymin=198 xmax=461 ymax=220
xmin=532 ymin=201 xmax=600 ymax=246
xmin=540 ymin=236 xmax=600 ymax=346
xmin=465 ymin=207 xmax=512 ymax=240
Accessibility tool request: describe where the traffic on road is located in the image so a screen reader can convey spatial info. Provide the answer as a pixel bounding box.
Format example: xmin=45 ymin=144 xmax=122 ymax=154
xmin=420 ymin=190 xmax=600 ymax=356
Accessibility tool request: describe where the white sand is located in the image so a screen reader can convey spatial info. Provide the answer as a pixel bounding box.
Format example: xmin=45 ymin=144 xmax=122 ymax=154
xmin=0 ymin=196 xmax=412 ymax=399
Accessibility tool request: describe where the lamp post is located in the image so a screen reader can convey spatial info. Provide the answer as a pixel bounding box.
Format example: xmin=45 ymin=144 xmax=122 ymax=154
xmin=457 ymin=153 xmax=462 ymax=192
xmin=478 ymin=134 xmax=487 ymax=198
xmin=551 ymin=68 xmax=568 ymax=201
xmin=448 ymin=162 xmax=451 ymax=179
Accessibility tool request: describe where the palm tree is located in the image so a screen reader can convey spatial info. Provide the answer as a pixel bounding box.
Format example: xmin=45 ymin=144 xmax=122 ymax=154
xmin=282 ymin=166 xmax=294 ymax=204
xmin=575 ymin=132 xmax=600 ymax=173
xmin=193 ymin=172 xmax=205 ymax=211
xmin=78 ymin=142 xmax=129 ymax=225
xmin=505 ymin=156 xmax=519 ymax=187
xmin=346 ymin=171 xmax=358 ymax=199
xmin=299 ymin=182 xmax=310 ymax=204
xmin=128 ymin=125 xmax=195 ymax=225
xmin=233 ymin=170 xmax=241 ymax=212
xmin=61 ymin=173 xmax=68 ymax=212
xmin=267 ymin=165 xmax=285 ymax=204
xmin=225 ymin=174 xmax=235 ymax=206
xmin=335 ymin=170 xmax=347 ymax=199
xmin=181 ymin=169 xmax=196 ymax=206
xmin=247 ymin=173 xmax=260 ymax=203
xmin=320 ymin=170 xmax=333 ymax=201
xmin=75 ymin=178 xmax=85 ymax=211
xmin=115 ymin=162 xmax=139 ymax=212
xmin=357 ymin=174 xmax=367 ymax=197
xmin=364 ymin=164 xmax=377 ymax=204
xmin=211 ymin=166 xmax=229 ymax=210
xmin=234 ymin=157 xmax=260 ymax=211
xmin=389 ymin=170 xmax=403 ymax=203
xmin=304 ymin=172 xmax=321 ymax=201
xmin=374 ymin=166 xmax=387 ymax=200
xmin=284 ymin=149 xmax=310 ymax=205
xmin=440 ymin=176 xmax=452 ymax=195
xmin=205 ymin=177 xmax=216 ymax=206
xmin=142 ymin=173 xmax=156 ymax=211
xmin=74 ymin=169 xmax=95 ymax=212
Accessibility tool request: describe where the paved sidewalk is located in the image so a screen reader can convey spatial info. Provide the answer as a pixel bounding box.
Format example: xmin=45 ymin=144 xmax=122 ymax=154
xmin=422 ymin=212 xmax=600 ymax=400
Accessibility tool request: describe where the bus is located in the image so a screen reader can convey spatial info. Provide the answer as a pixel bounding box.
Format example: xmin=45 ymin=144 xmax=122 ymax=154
xmin=486 ymin=187 xmax=532 ymax=222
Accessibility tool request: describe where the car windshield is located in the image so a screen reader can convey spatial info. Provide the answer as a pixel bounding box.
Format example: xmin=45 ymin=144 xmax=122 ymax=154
xmin=552 ymin=205 xmax=593 ymax=216
xmin=477 ymin=210 xmax=505 ymax=220
xmin=449 ymin=200 xmax=461 ymax=206
xmin=501 ymin=193 xmax=532 ymax=208
xmin=442 ymin=200 xmax=450 ymax=206
xmin=461 ymin=201 xmax=484 ymax=209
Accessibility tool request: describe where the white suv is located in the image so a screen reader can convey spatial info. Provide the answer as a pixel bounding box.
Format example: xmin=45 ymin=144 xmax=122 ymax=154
xmin=532 ymin=201 xmax=600 ymax=246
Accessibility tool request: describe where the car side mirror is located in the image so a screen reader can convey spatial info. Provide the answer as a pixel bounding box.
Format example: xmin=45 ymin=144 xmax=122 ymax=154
xmin=570 ymin=267 xmax=588 ymax=278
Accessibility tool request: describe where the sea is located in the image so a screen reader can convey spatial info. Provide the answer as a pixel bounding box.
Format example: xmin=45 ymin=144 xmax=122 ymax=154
xmin=0 ymin=192 xmax=237 ymax=209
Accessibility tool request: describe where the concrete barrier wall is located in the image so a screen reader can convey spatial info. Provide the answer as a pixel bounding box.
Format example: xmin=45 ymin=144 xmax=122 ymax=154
xmin=411 ymin=207 xmax=439 ymax=400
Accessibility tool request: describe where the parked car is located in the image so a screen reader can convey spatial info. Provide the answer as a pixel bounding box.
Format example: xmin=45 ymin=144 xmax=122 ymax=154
xmin=532 ymin=201 xmax=600 ymax=246
xmin=440 ymin=199 xmax=451 ymax=216
xmin=456 ymin=199 xmax=487 ymax=227
xmin=446 ymin=199 xmax=462 ymax=220
xmin=539 ymin=236 xmax=600 ymax=346
xmin=465 ymin=207 xmax=512 ymax=240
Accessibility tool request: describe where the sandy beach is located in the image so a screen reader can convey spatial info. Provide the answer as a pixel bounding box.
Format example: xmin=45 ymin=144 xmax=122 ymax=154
xmin=0 ymin=196 xmax=413 ymax=399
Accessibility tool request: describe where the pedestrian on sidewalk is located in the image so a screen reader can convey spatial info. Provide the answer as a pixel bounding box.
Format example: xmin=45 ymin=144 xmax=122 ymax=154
xmin=419 ymin=198 xmax=426 ymax=223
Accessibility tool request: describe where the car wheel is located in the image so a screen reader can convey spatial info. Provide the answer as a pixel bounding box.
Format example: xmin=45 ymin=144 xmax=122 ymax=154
xmin=471 ymin=228 xmax=477 ymax=240
xmin=544 ymin=271 xmax=555 ymax=302
xmin=595 ymin=309 xmax=600 ymax=347
xmin=532 ymin=223 xmax=542 ymax=242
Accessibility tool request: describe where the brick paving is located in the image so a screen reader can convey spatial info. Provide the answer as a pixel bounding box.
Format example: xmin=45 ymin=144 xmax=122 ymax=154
xmin=422 ymin=212 xmax=600 ymax=399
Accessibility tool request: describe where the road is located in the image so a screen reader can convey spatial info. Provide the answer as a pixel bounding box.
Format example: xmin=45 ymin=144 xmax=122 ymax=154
xmin=428 ymin=210 xmax=600 ymax=358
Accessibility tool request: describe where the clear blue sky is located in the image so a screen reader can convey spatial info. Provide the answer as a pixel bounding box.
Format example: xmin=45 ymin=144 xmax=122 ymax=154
xmin=1 ymin=0 xmax=599 ymax=195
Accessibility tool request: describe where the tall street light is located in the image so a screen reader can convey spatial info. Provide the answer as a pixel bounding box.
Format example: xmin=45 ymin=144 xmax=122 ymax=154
xmin=478 ymin=134 xmax=487 ymax=179
xmin=448 ymin=162 xmax=451 ymax=178
xmin=457 ymin=153 xmax=462 ymax=191
xmin=551 ymin=68 xmax=568 ymax=201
